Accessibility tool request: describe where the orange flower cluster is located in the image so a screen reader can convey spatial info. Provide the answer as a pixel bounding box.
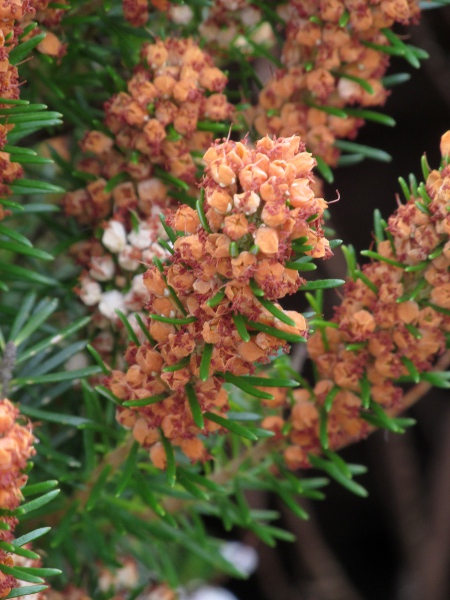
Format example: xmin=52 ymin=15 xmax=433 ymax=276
xmin=63 ymin=37 xmax=233 ymax=228
xmin=106 ymin=134 xmax=331 ymax=468
xmin=64 ymin=38 xmax=234 ymax=360
xmin=253 ymin=0 xmax=420 ymax=165
xmin=270 ymin=132 xmax=450 ymax=470
xmin=0 ymin=1 xmax=34 ymax=220
xmin=0 ymin=399 xmax=35 ymax=598
xmin=1 ymin=0 xmax=65 ymax=220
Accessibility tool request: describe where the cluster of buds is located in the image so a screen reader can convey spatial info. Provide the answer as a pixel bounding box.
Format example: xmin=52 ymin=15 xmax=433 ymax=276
xmin=198 ymin=1 xmax=275 ymax=58
xmin=253 ymin=0 xmax=420 ymax=165
xmin=1 ymin=0 xmax=66 ymax=220
xmin=266 ymin=131 xmax=450 ymax=470
xmin=121 ymin=0 xmax=274 ymax=53
xmin=0 ymin=399 xmax=35 ymax=598
xmin=73 ymin=210 xmax=170 ymax=360
xmin=0 ymin=1 xmax=33 ymax=220
xmin=64 ymin=38 xmax=233 ymax=358
xmin=63 ymin=37 xmax=233 ymax=227
xmin=106 ymin=134 xmax=331 ymax=467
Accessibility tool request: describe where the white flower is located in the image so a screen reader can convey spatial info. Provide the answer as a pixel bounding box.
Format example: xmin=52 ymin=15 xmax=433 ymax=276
xmin=128 ymin=222 xmax=156 ymax=250
xmin=220 ymin=541 xmax=258 ymax=576
xmin=151 ymin=241 xmax=170 ymax=258
xmin=118 ymin=245 xmax=141 ymax=271
xmin=141 ymin=248 xmax=156 ymax=264
xmin=232 ymin=35 xmax=250 ymax=52
xmin=89 ymin=255 xmax=115 ymax=281
xmin=337 ymin=78 xmax=360 ymax=102
xmin=240 ymin=7 xmax=261 ymax=27
xmin=124 ymin=275 xmax=149 ymax=311
xmin=79 ymin=277 xmax=102 ymax=306
xmin=98 ymin=290 xmax=126 ymax=321
xmin=169 ymin=5 xmax=193 ymax=25
xmin=131 ymin=273 xmax=148 ymax=295
xmin=102 ymin=220 xmax=127 ymax=253
xmin=250 ymin=22 xmax=274 ymax=46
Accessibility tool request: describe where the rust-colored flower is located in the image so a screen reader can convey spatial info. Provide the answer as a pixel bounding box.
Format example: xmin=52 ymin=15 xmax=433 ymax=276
xmin=252 ymin=0 xmax=420 ymax=166
xmin=281 ymin=131 xmax=450 ymax=467
xmin=0 ymin=399 xmax=35 ymax=598
xmin=63 ymin=38 xmax=233 ymax=228
xmin=105 ymin=134 xmax=332 ymax=466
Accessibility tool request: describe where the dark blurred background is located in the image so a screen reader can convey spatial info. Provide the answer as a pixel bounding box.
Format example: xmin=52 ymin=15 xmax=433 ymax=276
xmin=227 ymin=6 xmax=450 ymax=600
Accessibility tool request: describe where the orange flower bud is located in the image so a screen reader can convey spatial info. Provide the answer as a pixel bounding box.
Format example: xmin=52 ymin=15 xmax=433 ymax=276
xmin=149 ymin=442 xmax=167 ymax=469
xmin=143 ymin=268 xmax=167 ymax=297
xmin=254 ymin=227 xmax=279 ymax=255
xmin=207 ymin=189 xmax=233 ymax=214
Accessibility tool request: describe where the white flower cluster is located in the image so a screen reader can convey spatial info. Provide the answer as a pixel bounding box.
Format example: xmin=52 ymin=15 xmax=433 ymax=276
xmin=78 ymin=208 xmax=170 ymax=327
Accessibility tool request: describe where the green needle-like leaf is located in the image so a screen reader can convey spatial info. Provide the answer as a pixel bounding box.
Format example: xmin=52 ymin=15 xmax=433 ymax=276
xmin=207 ymin=290 xmax=226 ymax=308
xmin=239 ymin=376 xmax=298 ymax=388
xmin=0 ymin=564 xmax=44 ymax=584
xmin=115 ymin=442 xmax=139 ymax=497
xmin=0 ymin=262 xmax=57 ymax=286
xmin=0 ymin=223 xmax=32 ymax=247
xmin=334 ymin=140 xmax=391 ymax=162
xmin=159 ymin=430 xmax=176 ymax=487
xmin=122 ymin=393 xmax=167 ymax=407
xmin=162 ymin=356 xmax=190 ymax=372
xmin=14 ymin=527 xmax=51 ymax=548
xmin=86 ymin=465 xmax=112 ymax=511
xmin=115 ymin=309 xmax=140 ymax=346
xmin=13 ymin=366 xmax=101 ymax=388
xmin=244 ymin=319 xmax=307 ymax=343
xmin=186 ymin=384 xmax=205 ymax=429
xmin=257 ymin=297 xmax=296 ymax=326
xmin=314 ymin=155 xmax=334 ymax=183
xmin=221 ymin=372 xmax=274 ymax=400
xmin=13 ymin=298 xmax=58 ymax=345
xmin=232 ymin=313 xmax=250 ymax=342
xmin=150 ymin=314 xmax=196 ymax=325
xmin=200 ymin=343 xmax=213 ymax=382
xmin=6 ymin=586 xmax=48 ymax=599
xmin=299 ymin=279 xmax=345 ymax=291
xmin=204 ymin=412 xmax=258 ymax=441
xmin=16 ymin=490 xmax=60 ymax=516
xmin=10 ymin=179 xmax=65 ymax=195
xmin=87 ymin=344 xmax=111 ymax=376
